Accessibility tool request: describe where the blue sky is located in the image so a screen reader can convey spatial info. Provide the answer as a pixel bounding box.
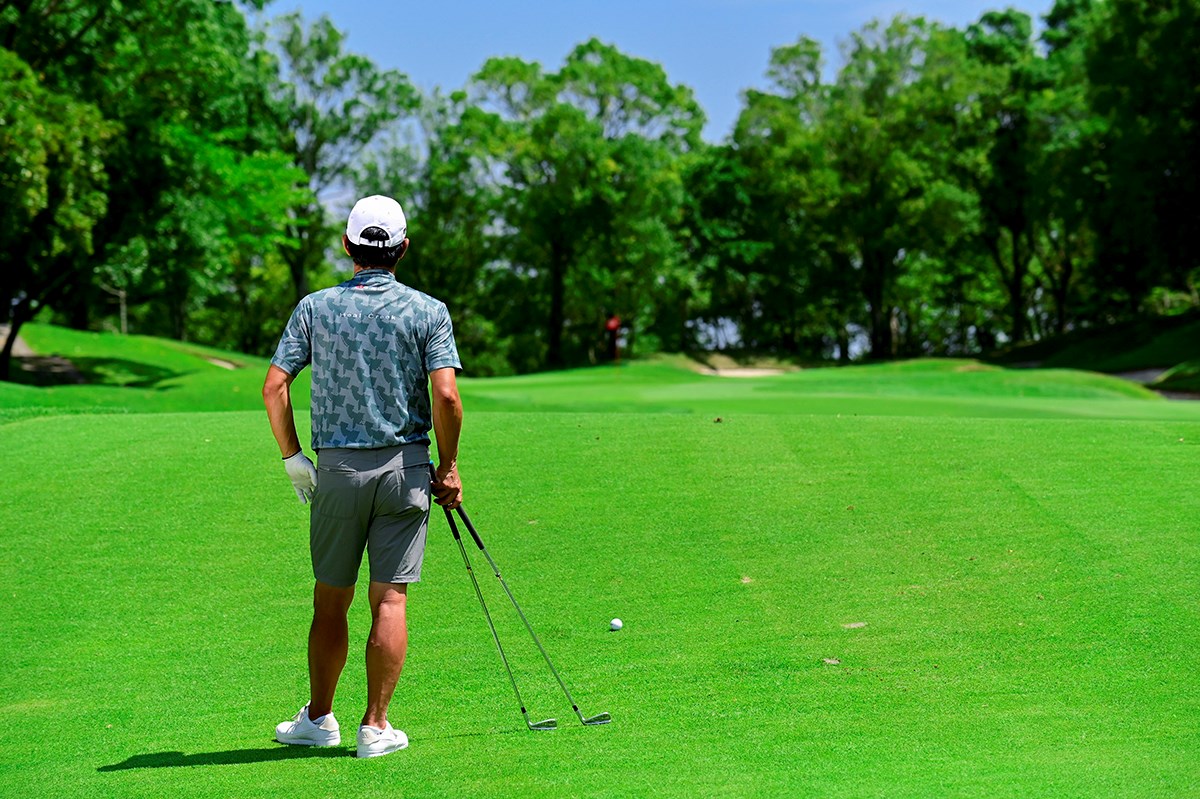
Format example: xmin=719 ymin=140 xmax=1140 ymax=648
xmin=276 ymin=0 xmax=1049 ymax=141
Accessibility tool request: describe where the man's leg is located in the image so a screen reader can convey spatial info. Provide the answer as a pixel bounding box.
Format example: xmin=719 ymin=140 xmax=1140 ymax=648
xmin=309 ymin=580 xmax=355 ymax=720
xmin=362 ymin=580 xmax=408 ymax=728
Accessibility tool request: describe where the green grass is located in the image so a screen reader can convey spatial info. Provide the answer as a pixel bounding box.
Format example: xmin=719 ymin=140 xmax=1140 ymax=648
xmin=2 ymin=326 xmax=1199 ymax=797
xmin=5 ymin=324 xmax=1190 ymax=424
xmin=2 ymin=324 xmax=309 ymax=419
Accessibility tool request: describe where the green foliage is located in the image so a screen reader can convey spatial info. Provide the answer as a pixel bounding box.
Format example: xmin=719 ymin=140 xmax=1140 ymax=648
xmin=460 ymin=40 xmax=704 ymax=369
xmin=267 ymin=12 xmax=419 ymax=302
xmin=0 ymin=47 xmax=113 ymax=376
xmin=2 ymin=1 xmax=1198 ymax=380
xmin=0 ymin=0 xmax=306 ymax=377
xmin=1086 ymin=0 xmax=1200 ymax=308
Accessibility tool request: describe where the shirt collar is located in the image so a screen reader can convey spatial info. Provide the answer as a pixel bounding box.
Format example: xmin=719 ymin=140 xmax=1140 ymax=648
xmin=350 ymin=269 xmax=396 ymax=286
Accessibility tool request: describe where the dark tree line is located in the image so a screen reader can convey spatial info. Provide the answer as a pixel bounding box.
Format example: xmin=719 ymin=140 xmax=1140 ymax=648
xmin=2 ymin=0 xmax=1197 ymax=378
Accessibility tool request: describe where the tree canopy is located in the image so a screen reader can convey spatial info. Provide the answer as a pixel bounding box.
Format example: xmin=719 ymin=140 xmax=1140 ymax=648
xmin=3 ymin=0 xmax=1197 ymax=378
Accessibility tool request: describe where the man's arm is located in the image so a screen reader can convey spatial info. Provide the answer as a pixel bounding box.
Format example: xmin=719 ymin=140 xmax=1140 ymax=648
xmin=264 ymin=364 xmax=302 ymax=457
xmin=264 ymin=364 xmax=317 ymax=503
xmin=430 ymin=367 xmax=463 ymax=508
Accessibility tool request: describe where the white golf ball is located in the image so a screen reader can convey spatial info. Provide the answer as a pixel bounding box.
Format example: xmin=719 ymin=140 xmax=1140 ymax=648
xmin=610 ymin=618 xmax=623 ymax=631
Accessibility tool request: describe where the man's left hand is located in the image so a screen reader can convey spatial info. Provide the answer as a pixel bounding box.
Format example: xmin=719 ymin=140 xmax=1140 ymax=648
xmin=283 ymin=451 xmax=318 ymax=504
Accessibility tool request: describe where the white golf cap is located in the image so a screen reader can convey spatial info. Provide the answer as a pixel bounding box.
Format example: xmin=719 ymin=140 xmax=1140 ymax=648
xmin=346 ymin=195 xmax=407 ymax=247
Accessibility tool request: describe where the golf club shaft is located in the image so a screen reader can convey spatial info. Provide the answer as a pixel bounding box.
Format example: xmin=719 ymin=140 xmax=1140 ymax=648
xmin=429 ymin=465 xmax=543 ymax=729
xmin=454 ymin=506 xmax=590 ymax=724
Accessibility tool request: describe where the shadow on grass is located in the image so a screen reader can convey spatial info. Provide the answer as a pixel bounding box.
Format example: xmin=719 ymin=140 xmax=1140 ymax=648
xmin=13 ymin=356 xmax=190 ymax=389
xmin=98 ymin=745 xmax=347 ymax=771
xmin=98 ymin=729 xmax=522 ymax=771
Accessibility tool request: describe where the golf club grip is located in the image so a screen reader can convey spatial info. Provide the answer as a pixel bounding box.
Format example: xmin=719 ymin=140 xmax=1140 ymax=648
xmin=455 ymin=506 xmax=486 ymax=550
xmin=428 ymin=463 xmax=462 ymax=540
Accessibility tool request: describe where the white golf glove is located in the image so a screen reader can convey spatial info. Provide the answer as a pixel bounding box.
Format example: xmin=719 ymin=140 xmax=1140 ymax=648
xmin=283 ymin=451 xmax=317 ymax=504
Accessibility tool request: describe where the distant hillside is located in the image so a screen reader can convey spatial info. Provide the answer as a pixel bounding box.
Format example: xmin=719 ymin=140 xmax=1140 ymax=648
xmin=4 ymin=324 xmax=1195 ymax=427
xmin=989 ymin=312 xmax=1200 ymax=391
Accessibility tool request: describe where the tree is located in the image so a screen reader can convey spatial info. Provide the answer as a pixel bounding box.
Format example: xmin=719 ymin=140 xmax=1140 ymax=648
xmin=722 ymin=37 xmax=851 ymax=358
xmin=822 ymin=17 xmax=981 ymax=358
xmin=357 ymin=90 xmax=515 ymax=373
xmin=0 ymin=48 xmax=112 ymax=379
xmin=1085 ymin=0 xmax=1200 ymax=312
xmin=1029 ymin=0 xmax=1104 ymax=334
xmin=470 ymin=40 xmax=704 ymax=369
xmin=0 ymin=0 xmax=303 ymax=366
xmin=963 ymin=10 xmax=1045 ymax=345
xmin=266 ymin=12 xmax=418 ymax=303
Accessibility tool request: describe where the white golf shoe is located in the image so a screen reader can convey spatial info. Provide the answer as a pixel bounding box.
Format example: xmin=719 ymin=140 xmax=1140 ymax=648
xmin=357 ymin=722 xmax=409 ymax=758
xmin=275 ymin=704 xmax=341 ymax=747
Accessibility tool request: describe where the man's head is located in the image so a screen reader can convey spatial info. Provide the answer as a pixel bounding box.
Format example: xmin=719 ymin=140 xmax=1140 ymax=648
xmin=344 ymin=195 xmax=409 ymax=270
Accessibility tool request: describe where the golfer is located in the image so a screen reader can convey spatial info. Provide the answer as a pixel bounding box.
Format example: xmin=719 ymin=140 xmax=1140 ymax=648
xmin=262 ymin=195 xmax=463 ymax=758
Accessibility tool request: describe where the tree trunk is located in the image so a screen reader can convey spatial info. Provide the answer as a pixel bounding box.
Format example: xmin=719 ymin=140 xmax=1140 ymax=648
xmin=1039 ymin=232 xmax=1075 ymax=336
xmin=0 ymin=299 xmax=32 ymax=382
xmin=283 ymin=242 xmax=311 ymax=304
xmin=863 ymin=251 xmax=892 ymax=359
xmin=1007 ymin=227 xmax=1030 ymax=345
xmin=283 ymin=212 xmax=320 ymax=303
xmin=546 ymin=239 xmax=566 ymax=369
xmin=1053 ymin=250 xmax=1074 ymax=335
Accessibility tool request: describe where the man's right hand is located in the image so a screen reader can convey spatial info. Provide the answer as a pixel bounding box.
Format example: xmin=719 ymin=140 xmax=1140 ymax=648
xmin=432 ymin=462 xmax=463 ymax=509
xmin=283 ymin=451 xmax=318 ymax=504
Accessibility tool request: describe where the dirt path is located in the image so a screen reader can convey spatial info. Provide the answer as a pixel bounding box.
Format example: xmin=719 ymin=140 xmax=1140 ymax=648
xmin=0 ymin=324 xmax=34 ymax=357
xmin=704 ymin=367 xmax=786 ymax=378
xmin=1112 ymin=368 xmax=1170 ymax=384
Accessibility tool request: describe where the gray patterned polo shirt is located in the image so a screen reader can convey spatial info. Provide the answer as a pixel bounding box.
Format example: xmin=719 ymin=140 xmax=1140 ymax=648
xmin=270 ymin=269 xmax=462 ymax=450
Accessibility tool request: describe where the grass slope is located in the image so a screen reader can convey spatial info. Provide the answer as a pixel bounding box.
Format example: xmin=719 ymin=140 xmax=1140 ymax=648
xmin=1155 ymin=360 xmax=1200 ymax=393
xmin=1 ymin=324 xmax=309 ymax=423
xmin=5 ymin=324 xmax=1196 ymax=424
xmin=992 ymin=312 xmax=1200 ymax=373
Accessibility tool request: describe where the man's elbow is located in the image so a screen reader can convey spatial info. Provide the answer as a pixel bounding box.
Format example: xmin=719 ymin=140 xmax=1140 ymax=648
xmin=263 ymin=370 xmax=290 ymax=406
xmin=434 ymin=386 xmax=460 ymax=410
xmin=432 ymin=385 xmax=462 ymax=413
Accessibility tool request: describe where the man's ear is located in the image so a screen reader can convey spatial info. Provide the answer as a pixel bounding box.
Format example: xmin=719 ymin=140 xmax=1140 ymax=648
xmin=342 ymin=234 xmax=352 ymax=257
xmin=397 ymin=238 xmax=410 ymax=261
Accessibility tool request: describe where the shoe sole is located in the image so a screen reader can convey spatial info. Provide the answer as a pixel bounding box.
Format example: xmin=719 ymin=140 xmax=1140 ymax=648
xmin=276 ymin=734 xmax=342 ymax=747
xmin=356 ymin=740 xmax=409 ymax=758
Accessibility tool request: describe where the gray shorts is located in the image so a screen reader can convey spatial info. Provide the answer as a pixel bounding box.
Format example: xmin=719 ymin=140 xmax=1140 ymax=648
xmin=310 ymin=444 xmax=431 ymax=587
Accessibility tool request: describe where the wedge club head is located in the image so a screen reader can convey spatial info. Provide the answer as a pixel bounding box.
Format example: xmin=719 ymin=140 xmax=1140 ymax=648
xmin=582 ymin=712 xmax=612 ymax=725
xmin=527 ymin=718 xmax=558 ymax=731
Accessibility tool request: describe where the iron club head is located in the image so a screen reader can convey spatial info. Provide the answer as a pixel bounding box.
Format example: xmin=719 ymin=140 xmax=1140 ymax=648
xmin=582 ymin=712 xmax=612 ymax=725
xmin=527 ymin=718 xmax=558 ymax=731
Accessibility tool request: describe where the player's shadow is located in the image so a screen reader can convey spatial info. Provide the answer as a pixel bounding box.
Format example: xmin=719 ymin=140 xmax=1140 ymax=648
xmin=99 ymin=730 xmax=522 ymax=771
xmin=98 ymin=746 xmax=346 ymax=771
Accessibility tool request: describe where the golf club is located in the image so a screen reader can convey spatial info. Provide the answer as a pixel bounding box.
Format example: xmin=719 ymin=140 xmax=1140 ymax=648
xmin=430 ymin=465 xmax=556 ymax=732
xmin=453 ymin=505 xmax=612 ymax=727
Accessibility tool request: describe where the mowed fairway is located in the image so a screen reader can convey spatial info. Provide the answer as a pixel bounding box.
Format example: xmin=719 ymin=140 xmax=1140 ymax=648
xmin=2 ymin=336 xmax=1199 ymax=797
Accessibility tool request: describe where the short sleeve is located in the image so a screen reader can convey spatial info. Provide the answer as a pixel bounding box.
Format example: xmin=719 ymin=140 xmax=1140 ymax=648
xmin=425 ymin=303 xmax=462 ymax=374
xmin=270 ymin=298 xmax=313 ymax=376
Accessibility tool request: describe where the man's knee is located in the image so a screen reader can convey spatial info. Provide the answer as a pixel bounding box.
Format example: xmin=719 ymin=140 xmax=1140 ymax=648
xmin=368 ymin=581 xmax=407 ymax=619
xmin=313 ymin=581 xmax=355 ymax=618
